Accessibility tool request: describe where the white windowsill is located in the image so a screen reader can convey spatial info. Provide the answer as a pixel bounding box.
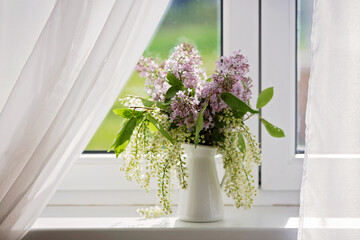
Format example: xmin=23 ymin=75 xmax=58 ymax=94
xmin=25 ymin=206 xmax=299 ymax=240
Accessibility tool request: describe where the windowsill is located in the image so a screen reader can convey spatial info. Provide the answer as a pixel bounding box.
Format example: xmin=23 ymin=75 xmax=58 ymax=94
xmin=25 ymin=206 xmax=299 ymax=240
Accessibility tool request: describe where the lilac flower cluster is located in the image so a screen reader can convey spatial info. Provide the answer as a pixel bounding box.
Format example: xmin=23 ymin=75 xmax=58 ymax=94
xmin=164 ymin=42 xmax=206 ymax=88
xmin=170 ymin=90 xmax=200 ymax=128
xmin=165 ymin=43 xmax=207 ymax=129
xmin=135 ymin=57 xmax=168 ymax=101
xmin=136 ymin=42 xmax=206 ymax=103
xmin=202 ymin=50 xmax=253 ymax=116
xmin=136 ymin=43 xmax=253 ymax=131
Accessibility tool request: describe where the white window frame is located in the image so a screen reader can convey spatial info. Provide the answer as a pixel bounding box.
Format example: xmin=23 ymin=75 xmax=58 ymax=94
xmin=50 ymin=0 xmax=302 ymax=207
xmin=261 ymin=0 xmax=303 ymax=191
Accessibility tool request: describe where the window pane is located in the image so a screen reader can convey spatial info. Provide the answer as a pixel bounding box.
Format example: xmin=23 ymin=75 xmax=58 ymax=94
xmin=296 ymin=0 xmax=313 ymax=153
xmin=85 ymin=0 xmax=221 ymax=151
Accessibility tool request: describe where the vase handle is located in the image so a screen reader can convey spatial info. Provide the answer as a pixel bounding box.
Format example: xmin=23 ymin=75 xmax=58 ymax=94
xmin=219 ymin=170 xmax=227 ymax=189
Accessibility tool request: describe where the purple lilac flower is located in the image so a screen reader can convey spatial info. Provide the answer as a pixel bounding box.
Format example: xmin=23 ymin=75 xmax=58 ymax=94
xmin=136 ymin=42 xmax=206 ymax=103
xmin=136 ymin=57 xmax=169 ymax=101
xmin=136 ymin=44 xmax=253 ymax=132
xmin=164 ymin=42 xmax=206 ymax=89
xmin=170 ymin=91 xmax=199 ymax=129
xmin=202 ymin=50 xmax=253 ymax=116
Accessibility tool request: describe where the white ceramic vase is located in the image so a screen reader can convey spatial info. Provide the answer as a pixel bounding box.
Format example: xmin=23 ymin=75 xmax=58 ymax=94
xmin=178 ymin=143 xmax=224 ymax=222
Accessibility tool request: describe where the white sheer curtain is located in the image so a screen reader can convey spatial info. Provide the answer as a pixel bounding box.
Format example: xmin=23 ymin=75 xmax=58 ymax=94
xmin=0 ymin=0 xmax=169 ymax=239
xmin=298 ymin=0 xmax=360 ymax=239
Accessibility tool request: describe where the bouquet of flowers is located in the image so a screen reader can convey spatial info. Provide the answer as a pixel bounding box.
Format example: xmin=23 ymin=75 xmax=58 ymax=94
xmin=109 ymin=42 xmax=284 ymax=217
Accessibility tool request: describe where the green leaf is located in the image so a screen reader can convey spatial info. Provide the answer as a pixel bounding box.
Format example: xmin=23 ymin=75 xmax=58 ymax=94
xmin=113 ymin=108 xmax=144 ymax=118
xmin=165 ymin=86 xmax=181 ymax=102
xmin=146 ymin=120 xmax=158 ymax=133
xmin=110 ymin=117 xmax=138 ymax=157
xmin=167 ymin=72 xmax=183 ymax=87
xmin=220 ymin=92 xmax=259 ymax=114
xmin=194 ymin=102 xmax=208 ymax=147
xmin=260 ymin=118 xmax=285 ymax=138
xmin=136 ymin=115 xmax=145 ymax=124
xmin=232 ymin=109 xmax=246 ymax=119
xmin=256 ymin=87 xmax=274 ymax=109
xmin=141 ymin=98 xmax=154 ymax=107
xmin=156 ymin=102 xmax=171 ymax=111
xmin=238 ymin=132 xmax=246 ymax=153
xmin=147 ymin=114 xmax=174 ymax=144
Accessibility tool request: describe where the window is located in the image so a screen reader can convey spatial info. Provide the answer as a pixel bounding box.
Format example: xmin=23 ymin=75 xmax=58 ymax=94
xmin=52 ymin=0 xmax=311 ymax=206
xmin=261 ymin=0 xmax=305 ymax=191
xmin=296 ymin=0 xmax=313 ymax=153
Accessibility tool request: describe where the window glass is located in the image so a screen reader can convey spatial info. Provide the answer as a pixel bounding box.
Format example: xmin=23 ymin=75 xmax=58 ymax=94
xmin=85 ymin=0 xmax=221 ymax=151
xmin=296 ymin=0 xmax=313 ymax=153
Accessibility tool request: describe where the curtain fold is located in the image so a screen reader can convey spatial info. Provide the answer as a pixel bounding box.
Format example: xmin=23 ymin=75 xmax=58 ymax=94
xmin=298 ymin=0 xmax=360 ymax=239
xmin=0 ymin=0 xmax=56 ymax=113
xmin=0 ymin=0 xmax=169 ymax=239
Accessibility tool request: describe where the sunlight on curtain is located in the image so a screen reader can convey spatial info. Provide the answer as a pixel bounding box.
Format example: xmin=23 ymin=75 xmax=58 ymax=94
xmin=298 ymin=0 xmax=360 ymax=239
xmin=0 ymin=1 xmax=169 ymax=239
xmin=0 ymin=0 xmax=56 ymax=113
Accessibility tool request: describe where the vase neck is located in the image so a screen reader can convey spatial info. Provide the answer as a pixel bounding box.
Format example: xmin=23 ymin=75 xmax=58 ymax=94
xmin=182 ymin=144 xmax=217 ymax=160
